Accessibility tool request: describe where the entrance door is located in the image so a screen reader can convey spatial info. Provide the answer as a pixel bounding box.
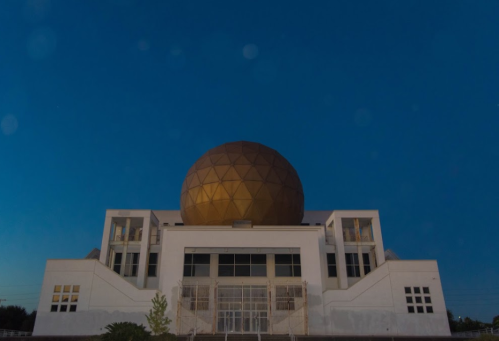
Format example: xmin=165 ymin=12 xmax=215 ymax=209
xmin=217 ymin=285 xmax=268 ymax=334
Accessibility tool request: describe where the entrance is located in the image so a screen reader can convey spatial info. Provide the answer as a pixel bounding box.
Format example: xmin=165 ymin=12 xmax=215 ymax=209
xmin=217 ymin=285 xmax=268 ymax=334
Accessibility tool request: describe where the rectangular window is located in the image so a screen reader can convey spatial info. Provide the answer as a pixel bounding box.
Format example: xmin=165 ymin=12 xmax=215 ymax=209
xmin=62 ymin=295 xmax=69 ymax=303
xmin=345 ymin=253 xmax=360 ymax=277
xmin=60 ymin=305 xmax=67 ymax=312
xmin=182 ymin=285 xmax=210 ymax=310
xmin=54 ymin=285 xmax=61 ymax=293
xmin=148 ymin=253 xmax=158 ymax=277
xmin=426 ymin=306 xmax=433 ymax=313
xmin=69 ymin=305 xmax=77 ymax=312
xmin=275 ymin=254 xmax=301 ymax=277
xmin=113 ymin=253 xmax=122 ymax=273
xmin=124 ymin=253 xmax=140 ymax=277
xmin=51 ymin=305 xmax=58 ymax=312
xmin=183 ymin=254 xmax=210 ymax=277
xmin=405 ymin=287 xmax=411 ymax=294
xmin=425 ymin=296 xmax=432 ymax=304
xmin=406 ymin=296 xmax=413 ymax=304
xmin=52 ymin=295 xmax=60 ymax=303
xmin=414 ymin=287 xmax=421 ymax=294
xmin=415 ymin=296 xmax=422 ymax=304
xmin=63 ymin=285 xmax=71 ymax=293
xmin=362 ymin=253 xmax=371 ymax=275
xmin=276 ymin=285 xmax=303 ymax=310
xmin=407 ymin=306 xmax=415 ymax=313
xmin=327 ymin=254 xmax=337 ymax=277
xmin=218 ymin=254 xmax=267 ymax=277
xmin=71 ymin=295 xmax=78 ymax=303
xmin=417 ymin=306 xmax=424 ymax=313
xmin=423 ymin=287 xmax=430 ymax=294
xmin=73 ymin=285 xmax=80 ymax=293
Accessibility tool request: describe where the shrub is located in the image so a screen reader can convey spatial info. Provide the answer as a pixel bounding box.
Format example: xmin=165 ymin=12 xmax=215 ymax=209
xmin=101 ymin=322 xmax=151 ymax=341
xmin=146 ymin=293 xmax=172 ymax=336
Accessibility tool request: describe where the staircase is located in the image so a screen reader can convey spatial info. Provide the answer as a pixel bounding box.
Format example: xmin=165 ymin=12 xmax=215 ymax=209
xmin=179 ymin=335 xmax=293 ymax=341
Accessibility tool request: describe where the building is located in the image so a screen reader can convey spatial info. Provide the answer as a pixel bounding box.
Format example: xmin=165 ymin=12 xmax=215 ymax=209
xmin=33 ymin=142 xmax=450 ymax=337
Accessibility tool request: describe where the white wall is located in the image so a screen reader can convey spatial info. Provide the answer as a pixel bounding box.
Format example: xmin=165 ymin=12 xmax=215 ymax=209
xmin=33 ymin=259 xmax=157 ymax=336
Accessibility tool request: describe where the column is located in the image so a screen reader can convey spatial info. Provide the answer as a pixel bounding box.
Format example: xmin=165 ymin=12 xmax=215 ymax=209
xmin=333 ymin=216 xmax=348 ymax=289
xmin=137 ymin=215 xmax=152 ymax=288
xmin=120 ymin=218 xmax=131 ymax=276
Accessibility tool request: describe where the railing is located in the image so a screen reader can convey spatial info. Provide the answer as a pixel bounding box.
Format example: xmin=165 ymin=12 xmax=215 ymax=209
xmin=114 ymin=235 xmax=142 ymax=242
xmin=342 ymin=229 xmax=373 ymax=242
xmin=453 ymin=327 xmax=499 ymax=338
xmin=0 ymin=329 xmax=32 ymax=337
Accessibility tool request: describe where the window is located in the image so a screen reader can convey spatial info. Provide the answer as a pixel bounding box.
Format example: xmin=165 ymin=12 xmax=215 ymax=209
xmin=276 ymin=285 xmax=303 ymax=310
xmin=275 ymin=254 xmax=301 ymax=277
xmin=407 ymin=306 xmax=415 ymax=313
xmin=218 ymin=254 xmax=266 ymax=277
xmin=405 ymin=286 xmax=433 ymax=314
xmin=426 ymin=306 xmax=433 ymax=313
xmin=51 ymin=284 xmax=80 ymax=313
xmin=345 ymin=253 xmax=360 ymax=277
xmin=327 ymin=254 xmax=337 ymax=277
xmin=148 ymin=253 xmax=158 ymax=277
xmin=423 ymin=287 xmax=430 ymax=294
xmin=415 ymin=296 xmax=422 ymax=304
xmin=124 ymin=253 xmax=140 ymax=277
xmin=405 ymin=287 xmax=411 ymax=294
xmin=414 ymin=287 xmax=421 ymax=294
xmin=182 ymin=285 xmax=209 ymax=310
xmin=300 ymin=223 xmax=310 ymax=226
xmin=363 ymin=253 xmax=371 ymax=275
xmin=425 ymin=296 xmax=432 ymax=304
xmin=113 ymin=253 xmax=122 ymax=273
xmin=406 ymin=296 xmax=413 ymax=304
xmin=175 ymin=223 xmax=184 ymax=226
xmin=184 ymin=254 xmax=210 ymax=277
xmin=417 ymin=306 xmax=424 ymax=313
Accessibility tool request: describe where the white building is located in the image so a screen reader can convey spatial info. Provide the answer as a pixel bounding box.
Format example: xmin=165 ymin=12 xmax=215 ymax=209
xmin=33 ymin=209 xmax=451 ymax=336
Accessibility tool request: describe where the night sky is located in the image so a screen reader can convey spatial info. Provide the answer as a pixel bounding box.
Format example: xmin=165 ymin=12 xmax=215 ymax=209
xmin=1 ymin=0 xmax=498 ymax=323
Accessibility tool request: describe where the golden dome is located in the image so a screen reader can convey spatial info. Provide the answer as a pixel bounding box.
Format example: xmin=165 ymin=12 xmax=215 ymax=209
xmin=180 ymin=141 xmax=304 ymax=225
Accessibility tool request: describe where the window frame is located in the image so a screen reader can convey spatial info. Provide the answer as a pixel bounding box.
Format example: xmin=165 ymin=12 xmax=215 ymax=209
xmin=275 ymin=254 xmax=301 ymax=277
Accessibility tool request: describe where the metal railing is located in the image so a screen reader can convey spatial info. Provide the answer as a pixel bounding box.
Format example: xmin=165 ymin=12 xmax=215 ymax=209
xmin=452 ymin=327 xmax=499 ymax=338
xmin=114 ymin=234 xmax=142 ymax=242
xmin=0 ymin=329 xmax=32 ymax=337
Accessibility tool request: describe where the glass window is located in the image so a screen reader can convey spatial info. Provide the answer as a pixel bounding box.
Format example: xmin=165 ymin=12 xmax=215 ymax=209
xmin=406 ymin=296 xmax=413 ymax=304
xmin=52 ymin=295 xmax=60 ymax=303
xmin=404 ymin=287 xmax=411 ymax=294
xmin=54 ymin=285 xmax=61 ymax=293
xmin=124 ymin=253 xmax=140 ymax=277
xmin=417 ymin=306 xmax=424 ymax=313
xmin=184 ymin=254 xmax=210 ymax=277
xmin=71 ymin=295 xmax=78 ymax=303
xmin=362 ymin=253 xmax=371 ymax=275
xmin=63 ymin=285 xmax=71 ymax=293
xmin=69 ymin=305 xmax=77 ymax=312
xmin=426 ymin=306 xmax=433 ymax=313
xmin=62 ymin=295 xmax=69 ymax=303
xmin=60 ymin=305 xmax=68 ymax=312
xmin=414 ymin=287 xmax=421 ymax=294
xmin=113 ymin=253 xmax=122 ymax=273
xmin=423 ymin=287 xmax=430 ymax=294
xmin=219 ymin=254 xmax=267 ymax=277
xmin=407 ymin=306 xmax=414 ymax=313
xmin=51 ymin=305 xmax=58 ymax=312
xmin=275 ymin=254 xmax=300 ymax=277
xmin=425 ymin=296 xmax=432 ymax=304
xmin=415 ymin=296 xmax=422 ymax=304
xmin=327 ymin=254 xmax=337 ymax=277
xmin=345 ymin=253 xmax=360 ymax=277
xmin=276 ymin=285 xmax=303 ymax=310
xmin=148 ymin=253 xmax=158 ymax=277
xmin=72 ymin=285 xmax=80 ymax=293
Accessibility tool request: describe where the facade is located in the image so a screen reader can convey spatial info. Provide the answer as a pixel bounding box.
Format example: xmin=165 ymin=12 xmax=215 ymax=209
xmin=33 ymin=209 xmax=451 ymax=336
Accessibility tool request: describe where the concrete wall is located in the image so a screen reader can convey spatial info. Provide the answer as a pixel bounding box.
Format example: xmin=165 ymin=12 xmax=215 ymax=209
xmin=33 ymin=259 xmax=157 ymax=336
xmin=323 ymin=261 xmax=450 ymax=336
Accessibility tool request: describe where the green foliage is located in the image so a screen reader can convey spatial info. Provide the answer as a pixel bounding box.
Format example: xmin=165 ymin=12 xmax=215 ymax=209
xmin=101 ymin=322 xmax=151 ymax=341
xmin=146 ymin=293 xmax=172 ymax=336
xmin=0 ymin=305 xmax=36 ymax=332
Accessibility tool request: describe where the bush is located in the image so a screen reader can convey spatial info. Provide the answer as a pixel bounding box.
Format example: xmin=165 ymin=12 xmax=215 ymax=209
xmin=151 ymin=333 xmax=177 ymax=341
xmin=101 ymin=322 xmax=151 ymax=341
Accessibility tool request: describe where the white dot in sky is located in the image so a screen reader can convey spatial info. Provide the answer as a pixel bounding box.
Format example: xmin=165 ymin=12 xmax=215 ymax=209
xmin=243 ymin=44 xmax=259 ymax=60
xmin=1 ymin=114 xmax=18 ymax=136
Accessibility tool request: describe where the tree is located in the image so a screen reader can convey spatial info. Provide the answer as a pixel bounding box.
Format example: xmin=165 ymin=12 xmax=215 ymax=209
xmin=447 ymin=309 xmax=458 ymax=332
xmin=493 ymin=315 xmax=499 ymax=328
xmin=146 ymin=293 xmax=172 ymax=336
xmin=0 ymin=305 xmax=28 ymax=331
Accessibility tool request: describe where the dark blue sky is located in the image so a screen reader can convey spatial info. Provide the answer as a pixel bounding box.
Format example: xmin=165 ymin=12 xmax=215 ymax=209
xmin=1 ymin=0 xmax=498 ymax=322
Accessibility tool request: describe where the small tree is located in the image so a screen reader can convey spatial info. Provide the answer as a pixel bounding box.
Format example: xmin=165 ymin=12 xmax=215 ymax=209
xmin=146 ymin=293 xmax=172 ymax=336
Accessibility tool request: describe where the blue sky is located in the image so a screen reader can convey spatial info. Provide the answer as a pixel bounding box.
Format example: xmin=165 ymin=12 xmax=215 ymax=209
xmin=1 ymin=0 xmax=498 ymax=323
